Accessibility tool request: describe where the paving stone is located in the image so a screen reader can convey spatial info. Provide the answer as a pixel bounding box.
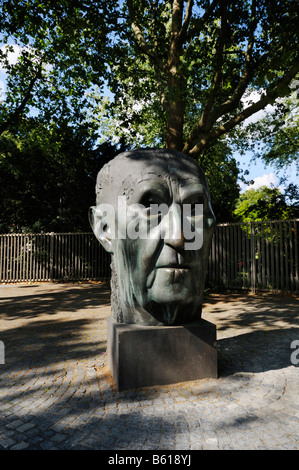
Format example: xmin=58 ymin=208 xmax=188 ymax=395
xmin=16 ymin=422 xmax=36 ymax=433
xmin=10 ymin=441 xmax=30 ymax=450
xmin=0 ymin=437 xmax=17 ymax=449
xmin=50 ymin=433 xmax=68 ymax=443
xmin=6 ymin=419 xmax=25 ymax=429
xmin=0 ymin=283 xmax=298 ymax=450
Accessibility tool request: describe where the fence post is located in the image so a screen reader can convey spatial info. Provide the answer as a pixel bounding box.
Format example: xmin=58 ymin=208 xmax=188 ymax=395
xmin=50 ymin=232 xmax=54 ymax=281
xmin=250 ymin=221 xmax=256 ymax=293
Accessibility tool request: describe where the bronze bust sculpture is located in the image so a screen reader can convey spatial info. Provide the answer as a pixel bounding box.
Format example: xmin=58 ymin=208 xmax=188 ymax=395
xmin=89 ymin=148 xmax=216 ymax=326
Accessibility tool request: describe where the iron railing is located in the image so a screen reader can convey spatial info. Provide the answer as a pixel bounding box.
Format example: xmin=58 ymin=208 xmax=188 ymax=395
xmin=1 ymin=219 xmax=298 ymax=293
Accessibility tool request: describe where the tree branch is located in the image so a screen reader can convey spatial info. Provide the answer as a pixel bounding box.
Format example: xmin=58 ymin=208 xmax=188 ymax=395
xmin=183 ymin=0 xmax=261 ymax=153
xmin=187 ymin=0 xmax=221 ymax=40
xmin=209 ymin=0 xmax=257 ymax=121
xmin=198 ymin=0 xmax=228 ymax=129
xmin=127 ymin=0 xmax=165 ymax=70
xmin=178 ymin=0 xmax=193 ymax=42
xmin=154 ymin=63 xmax=169 ymax=112
xmin=187 ymin=62 xmax=299 ymax=156
xmin=168 ymin=0 xmax=184 ymax=65
xmin=0 ymin=63 xmax=43 ymax=136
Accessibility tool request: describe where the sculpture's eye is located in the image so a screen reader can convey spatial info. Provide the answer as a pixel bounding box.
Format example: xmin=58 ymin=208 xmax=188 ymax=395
xmin=140 ymin=192 xmax=168 ymax=219
xmin=190 ymin=201 xmax=203 ymax=216
xmin=141 ymin=193 xmax=163 ymax=208
xmin=140 ymin=191 xmax=167 ymax=209
xmin=185 ymin=193 xmax=205 ymax=217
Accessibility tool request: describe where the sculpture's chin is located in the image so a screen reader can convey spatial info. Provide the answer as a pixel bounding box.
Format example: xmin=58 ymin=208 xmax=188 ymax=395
xmin=144 ymin=301 xmax=202 ymax=326
xmin=118 ymin=292 xmax=202 ymax=326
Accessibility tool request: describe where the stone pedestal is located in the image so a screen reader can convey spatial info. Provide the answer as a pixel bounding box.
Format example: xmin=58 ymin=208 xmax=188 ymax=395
xmin=107 ymin=316 xmax=217 ymax=391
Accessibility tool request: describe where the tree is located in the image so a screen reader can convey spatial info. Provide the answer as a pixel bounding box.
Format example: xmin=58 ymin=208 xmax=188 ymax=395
xmin=233 ymin=185 xmax=299 ymax=222
xmin=0 ymin=0 xmax=117 ymax=133
xmin=199 ymin=141 xmax=240 ymax=222
xmin=235 ymin=87 xmax=299 ymax=173
xmin=1 ymin=1 xmax=298 ymax=160
xmin=106 ymin=0 xmax=299 ymax=155
xmin=0 ymin=119 xmax=127 ymax=233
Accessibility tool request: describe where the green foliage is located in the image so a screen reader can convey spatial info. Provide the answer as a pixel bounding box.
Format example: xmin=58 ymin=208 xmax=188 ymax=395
xmin=233 ymin=185 xmax=299 ymax=222
xmin=1 ymin=1 xmax=298 ymax=154
xmin=199 ymin=140 xmax=240 ymax=222
xmin=1 ymin=1 xmax=298 ymax=232
xmin=236 ymin=90 xmax=299 ymax=173
xmin=105 ymin=0 xmax=299 ymax=154
xmin=0 ymin=0 xmax=117 ymax=130
xmin=0 ymin=120 xmax=127 ymax=233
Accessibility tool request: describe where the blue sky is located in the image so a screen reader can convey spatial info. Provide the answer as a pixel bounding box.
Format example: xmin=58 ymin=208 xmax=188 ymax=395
xmin=237 ymin=154 xmax=298 ymax=193
xmin=1 ymin=43 xmax=298 ymax=194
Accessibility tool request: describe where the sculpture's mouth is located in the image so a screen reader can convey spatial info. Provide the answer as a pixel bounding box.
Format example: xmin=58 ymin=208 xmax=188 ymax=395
xmin=155 ymin=264 xmax=190 ymax=270
xmin=154 ymin=266 xmax=191 ymax=283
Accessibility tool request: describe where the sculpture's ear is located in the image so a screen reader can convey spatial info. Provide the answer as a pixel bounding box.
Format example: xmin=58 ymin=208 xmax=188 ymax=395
xmin=89 ymin=205 xmax=115 ymax=253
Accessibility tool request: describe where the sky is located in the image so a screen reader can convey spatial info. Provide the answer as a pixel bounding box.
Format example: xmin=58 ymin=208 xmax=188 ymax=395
xmin=1 ymin=43 xmax=298 ymax=194
xmin=237 ymin=155 xmax=298 ymax=193
xmin=237 ymin=89 xmax=298 ymax=193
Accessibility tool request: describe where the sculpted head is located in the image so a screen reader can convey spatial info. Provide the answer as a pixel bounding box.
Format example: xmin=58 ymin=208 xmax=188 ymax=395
xmin=89 ymin=148 xmax=216 ymax=326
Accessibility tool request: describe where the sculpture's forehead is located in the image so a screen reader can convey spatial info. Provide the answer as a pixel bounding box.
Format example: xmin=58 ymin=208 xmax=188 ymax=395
xmin=96 ymin=150 xmax=207 ymax=205
xmin=117 ymin=155 xmax=203 ymax=187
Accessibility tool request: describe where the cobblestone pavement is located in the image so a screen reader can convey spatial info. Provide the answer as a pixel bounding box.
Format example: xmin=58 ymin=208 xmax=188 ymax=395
xmin=0 ymin=282 xmax=298 ymax=450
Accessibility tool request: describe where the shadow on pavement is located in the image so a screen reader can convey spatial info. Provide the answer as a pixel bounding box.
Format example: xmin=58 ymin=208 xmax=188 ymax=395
xmin=218 ymin=327 xmax=299 ymax=376
xmin=203 ymin=292 xmax=299 ymax=331
xmin=0 ymin=317 xmax=107 ymax=373
xmin=0 ymin=283 xmax=111 ymax=319
xmin=0 ymin=284 xmax=298 ymax=449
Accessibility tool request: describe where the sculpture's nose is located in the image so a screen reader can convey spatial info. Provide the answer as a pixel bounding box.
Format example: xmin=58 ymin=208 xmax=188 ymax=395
xmin=163 ymin=204 xmax=184 ymax=248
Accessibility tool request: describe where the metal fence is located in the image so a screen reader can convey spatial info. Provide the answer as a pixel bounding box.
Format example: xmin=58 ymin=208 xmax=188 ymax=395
xmin=207 ymin=219 xmax=299 ymax=293
xmin=0 ymin=219 xmax=298 ymax=293
xmin=0 ymin=232 xmax=111 ymax=283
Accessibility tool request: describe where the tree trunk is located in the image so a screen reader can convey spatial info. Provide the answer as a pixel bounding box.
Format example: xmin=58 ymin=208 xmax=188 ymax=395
xmin=165 ymin=0 xmax=185 ymax=152
xmin=165 ymin=74 xmax=185 ymax=152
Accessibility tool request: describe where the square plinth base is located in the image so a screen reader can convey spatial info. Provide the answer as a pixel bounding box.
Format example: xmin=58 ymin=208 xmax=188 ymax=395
xmin=107 ymin=316 xmax=217 ymax=391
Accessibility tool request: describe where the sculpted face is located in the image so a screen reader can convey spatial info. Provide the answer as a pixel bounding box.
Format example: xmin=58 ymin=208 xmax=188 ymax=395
xmin=89 ymin=149 xmax=216 ymax=326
